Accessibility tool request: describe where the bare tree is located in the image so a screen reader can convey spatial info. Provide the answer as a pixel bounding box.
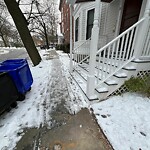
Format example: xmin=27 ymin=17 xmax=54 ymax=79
xmin=45 ymin=0 xmax=59 ymax=44
xmin=0 ymin=2 xmax=10 ymax=46
xmin=3 ymin=0 xmax=41 ymax=66
xmin=24 ymin=0 xmax=59 ymax=48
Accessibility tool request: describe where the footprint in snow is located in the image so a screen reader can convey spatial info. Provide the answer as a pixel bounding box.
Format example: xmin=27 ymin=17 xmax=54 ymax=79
xmin=22 ymin=114 xmax=25 ymax=117
xmin=101 ymin=115 xmax=107 ymax=118
xmin=28 ymin=108 xmax=31 ymax=111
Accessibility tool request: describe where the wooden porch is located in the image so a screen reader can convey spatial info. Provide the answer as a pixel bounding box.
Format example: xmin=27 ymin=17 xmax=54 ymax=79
xmin=68 ymin=0 xmax=150 ymax=100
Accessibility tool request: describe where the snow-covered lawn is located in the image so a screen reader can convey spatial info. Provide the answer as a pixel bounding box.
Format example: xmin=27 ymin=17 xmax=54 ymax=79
xmin=92 ymin=93 xmax=150 ymax=150
xmin=0 ymin=57 xmax=53 ymax=149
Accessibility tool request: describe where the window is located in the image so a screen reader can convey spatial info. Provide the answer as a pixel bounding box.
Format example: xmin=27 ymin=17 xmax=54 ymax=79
xmin=86 ymin=9 xmax=94 ymax=40
xmin=75 ymin=17 xmax=79 ymax=42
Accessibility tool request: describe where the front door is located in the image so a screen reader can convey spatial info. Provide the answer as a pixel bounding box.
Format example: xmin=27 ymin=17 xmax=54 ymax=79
xmin=120 ymin=0 xmax=143 ymax=33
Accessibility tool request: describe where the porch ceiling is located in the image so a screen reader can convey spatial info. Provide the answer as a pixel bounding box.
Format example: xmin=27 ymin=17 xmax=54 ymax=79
xmin=76 ymin=0 xmax=113 ymax=3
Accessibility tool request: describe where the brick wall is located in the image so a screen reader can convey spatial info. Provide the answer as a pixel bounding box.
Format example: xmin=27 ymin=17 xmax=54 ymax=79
xmin=59 ymin=0 xmax=70 ymax=44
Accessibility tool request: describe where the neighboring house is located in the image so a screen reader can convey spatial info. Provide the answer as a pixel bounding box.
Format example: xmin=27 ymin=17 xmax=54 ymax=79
xmin=59 ymin=0 xmax=71 ymax=44
xmin=66 ymin=0 xmax=150 ymax=100
xmin=57 ymin=33 xmax=64 ymax=44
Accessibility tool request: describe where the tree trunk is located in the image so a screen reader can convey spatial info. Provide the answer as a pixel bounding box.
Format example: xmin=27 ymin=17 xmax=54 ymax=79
xmin=43 ymin=23 xmax=49 ymax=49
xmin=4 ymin=0 xmax=42 ymax=66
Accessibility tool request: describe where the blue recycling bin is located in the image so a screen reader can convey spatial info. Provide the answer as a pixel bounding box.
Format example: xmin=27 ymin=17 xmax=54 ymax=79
xmin=1 ymin=59 xmax=27 ymax=65
xmin=0 ymin=59 xmax=33 ymax=95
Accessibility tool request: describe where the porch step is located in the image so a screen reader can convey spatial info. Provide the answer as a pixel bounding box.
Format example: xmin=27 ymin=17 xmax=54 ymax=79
xmin=75 ymin=66 xmax=88 ymax=81
xmin=71 ymin=70 xmax=99 ymax=101
xmin=132 ymin=57 xmax=150 ymax=63
xmin=105 ymin=80 xmax=118 ymax=86
xmin=95 ymin=87 xmax=108 ymax=93
xmin=114 ymin=72 xmax=127 ymax=78
xmin=132 ymin=57 xmax=150 ymax=71
xmin=71 ymin=71 xmax=86 ymax=93
xmin=123 ymin=65 xmax=136 ymax=71
xmin=72 ymin=57 xmax=150 ymax=101
xmin=75 ymin=62 xmax=129 ymax=99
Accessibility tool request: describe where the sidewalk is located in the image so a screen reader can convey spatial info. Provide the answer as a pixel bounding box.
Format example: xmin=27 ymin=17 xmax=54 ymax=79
xmin=16 ymin=50 xmax=113 ymax=150
xmin=16 ymin=109 xmax=112 ymax=150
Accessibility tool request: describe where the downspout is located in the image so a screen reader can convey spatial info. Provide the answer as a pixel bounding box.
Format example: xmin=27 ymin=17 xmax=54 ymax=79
xmin=86 ymin=0 xmax=101 ymax=99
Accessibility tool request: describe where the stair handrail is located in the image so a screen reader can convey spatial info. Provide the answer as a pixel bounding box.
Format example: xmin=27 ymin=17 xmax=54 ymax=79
xmin=95 ymin=17 xmax=145 ymax=88
xmin=73 ymin=38 xmax=91 ymax=68
xmin=96 ymin=18 xmax=145 ymax=55
xmin=73 ymin=38 xmax=91 ymax=53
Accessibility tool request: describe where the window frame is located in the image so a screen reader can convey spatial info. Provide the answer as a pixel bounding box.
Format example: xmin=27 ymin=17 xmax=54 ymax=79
xmin=75 ymin=17 xmax=79 ymax=42
xmin=86 ymin=8 xmax=95 ymax=40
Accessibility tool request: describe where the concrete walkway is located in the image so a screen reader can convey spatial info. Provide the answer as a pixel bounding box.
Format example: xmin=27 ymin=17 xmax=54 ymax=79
xmin=16 ymin=50 xmax=113 ymax=150
xmin=16 ymin=109 xmax=112 ymax=150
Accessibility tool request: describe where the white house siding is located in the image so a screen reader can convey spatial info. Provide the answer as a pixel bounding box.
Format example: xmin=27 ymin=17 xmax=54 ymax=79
xmin=74 ymin=2 xmax=108 ymax=48
xmin=73 ymin=0 xmax=121 ymax=50
xmin=74 ymin=2 xmax=95 ymax=49
xmin=98 ymin=2 xmax=109 ymax=49
xmin=104 ymin=0 xmax=120 ymax=43
xmin=81 ymin=9 xmax=86 ymax=41
xmin=79 ymin=2 xmax=95 ymax=41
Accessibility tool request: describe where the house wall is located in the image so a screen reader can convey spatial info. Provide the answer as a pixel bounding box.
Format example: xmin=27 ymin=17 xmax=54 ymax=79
xmin=73 ymin=1 xmax=115 ymax=49
xmin=98 ymin=2 xmax=109 ymax=49
xmin=104 ymin=0 xmax=120 ymax=43
xmin=73 ymin=0 xmax=148 ymax=50
xmin=74 ymin=2 xmax=95 ymax=42
xmin=59 ymin=0 xmax=70 ymax=44
xmin=74 ymin=1 xmax=108 ymax=49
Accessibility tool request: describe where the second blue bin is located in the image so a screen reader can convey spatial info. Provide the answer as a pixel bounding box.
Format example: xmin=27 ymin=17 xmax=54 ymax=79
xmin=0 ymin=59 xmax=33 ymax=94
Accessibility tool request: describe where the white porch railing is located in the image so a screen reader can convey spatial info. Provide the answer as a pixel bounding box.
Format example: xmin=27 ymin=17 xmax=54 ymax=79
xmin=95 ymin=18 xmax=145 ymax=87
xmin=73 ymin=38 xmax=91 ymax=68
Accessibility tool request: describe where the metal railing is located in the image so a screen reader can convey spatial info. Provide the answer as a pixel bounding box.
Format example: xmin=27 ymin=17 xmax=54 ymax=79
xmin=95 ymin=18 xmax=145 ymax=87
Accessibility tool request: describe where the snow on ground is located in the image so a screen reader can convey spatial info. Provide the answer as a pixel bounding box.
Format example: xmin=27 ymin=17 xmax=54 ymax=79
xmin=0 ymin=55 xmax=52 ymax=149
xmin=57 ymin=50 xmax=89 ymax=113
xmin=0 ymin=50 xmax=9 ymax=55
xmin=0 ymin=49 xmax=88 ymax=150
xmin=0 ymin=48 xmax=150 ymax=150
xmin=91 ymin=93 xmax=150 ymax=150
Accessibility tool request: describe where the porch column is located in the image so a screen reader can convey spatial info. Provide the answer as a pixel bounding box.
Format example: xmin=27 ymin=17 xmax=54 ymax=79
xmin=86 ymin=0 xmax=101 ymax=99
xmin=69 ymin=4 xmax=73 ymax=73
xmin=134 ymin=0 xmax=150 ymax=57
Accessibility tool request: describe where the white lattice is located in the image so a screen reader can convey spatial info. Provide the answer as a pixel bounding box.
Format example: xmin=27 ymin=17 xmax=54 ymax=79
xmin=110 ymin=70 xmax=150 ymax=96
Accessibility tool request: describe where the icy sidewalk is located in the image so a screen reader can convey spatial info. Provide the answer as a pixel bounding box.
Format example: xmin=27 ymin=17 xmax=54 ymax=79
xmin=15 ymin=51 xmax=112 ymax=150
xmin=0 ymin=50 xmax=89 ymax=150
xmin=58 ymin=50 xmax=150 ymax=150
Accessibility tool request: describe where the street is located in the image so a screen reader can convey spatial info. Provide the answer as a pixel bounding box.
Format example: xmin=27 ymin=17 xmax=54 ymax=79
xmin=0 ymin=48 xmax=30 ymax=62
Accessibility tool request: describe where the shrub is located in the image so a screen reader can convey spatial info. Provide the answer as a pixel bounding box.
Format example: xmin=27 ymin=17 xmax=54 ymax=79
xmin=124 ymin=75 xmax=150 ymax=97
xmin=56 ymin=43 xmax=70 ymax=53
